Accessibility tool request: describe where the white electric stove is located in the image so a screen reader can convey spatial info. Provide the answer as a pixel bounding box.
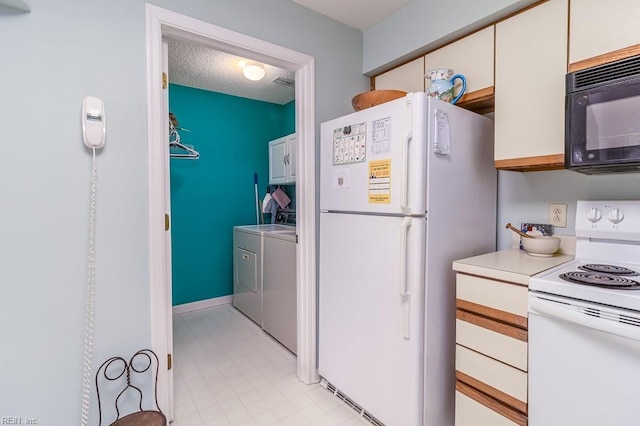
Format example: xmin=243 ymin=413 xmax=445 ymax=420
xmin=528 ymin=200 xmax=640 ymax=426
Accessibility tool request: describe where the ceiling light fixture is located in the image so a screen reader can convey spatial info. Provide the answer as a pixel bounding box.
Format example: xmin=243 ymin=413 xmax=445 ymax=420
xmin=242 ymin=62 xmax=266 ymax=81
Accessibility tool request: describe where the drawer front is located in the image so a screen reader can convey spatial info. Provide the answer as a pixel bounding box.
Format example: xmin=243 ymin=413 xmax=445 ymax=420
xmin=456 ymin=316 xmax=527 ymax=371
xmin=456 ymin=386 xmax=525 ymax=426
xmin=456 ymin=345 xmax=527 ymax=410
xmin=456 ymin=273 xmax=528 ymax=325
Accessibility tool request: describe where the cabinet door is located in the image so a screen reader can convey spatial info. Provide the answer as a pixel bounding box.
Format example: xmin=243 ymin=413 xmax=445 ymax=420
xmin=287 ymin=134 xmax=297 ymax=183
xmin=494 ymin=0 xmax=568 ymax=169
xmin=268 ymin=136 xmax=287 ymax=185
xmin=425 ymin=26 xmax=494 ymax=100
xmin=375 ymin=57 xmax=424 ymax=93
xmin=570 ymin=0 xmax=640 ymax=68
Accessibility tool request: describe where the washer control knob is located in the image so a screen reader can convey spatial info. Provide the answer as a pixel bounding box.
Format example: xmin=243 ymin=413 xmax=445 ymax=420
xmin=586 ymin=208 xmax=602 ymax=223
xmin=608 ymin=208 xmax=624 ymax=224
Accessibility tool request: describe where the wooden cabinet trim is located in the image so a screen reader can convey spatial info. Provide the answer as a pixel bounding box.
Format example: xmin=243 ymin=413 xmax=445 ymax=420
xmin=457 ymin=299 xmax=528 ymax=330
xmin=569 ymin=44 xmax=640 ymax=73
xmin=495 ymin=154 xmax=565 ymax=171
xmin=457 ymin=86 xmax=495 ymax=114
xmin=456 ymin=381 xmax=528 ymax=426
xmin=457 ymin=370 xmax=528 ymax=415
xmin=457 ymin=309 xmax=528 ymax=342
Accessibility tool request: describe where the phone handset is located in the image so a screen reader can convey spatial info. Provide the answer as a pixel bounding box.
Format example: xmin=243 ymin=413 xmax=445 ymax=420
xmin=82 ymin=96 xmax=106 ymax=149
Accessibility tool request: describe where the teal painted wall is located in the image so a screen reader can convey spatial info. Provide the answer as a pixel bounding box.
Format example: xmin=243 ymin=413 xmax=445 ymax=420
xmin=169 ymin=84 xmax=294 ymax=305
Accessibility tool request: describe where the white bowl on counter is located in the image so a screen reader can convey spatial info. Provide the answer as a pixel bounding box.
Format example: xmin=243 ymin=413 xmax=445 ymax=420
xmin=522 ymin=235 xmax=561 ymax=257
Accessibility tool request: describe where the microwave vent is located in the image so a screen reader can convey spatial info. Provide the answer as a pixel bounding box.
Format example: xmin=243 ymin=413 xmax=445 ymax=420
xmin=569 ymin=163 xmax=640 ymax=175
xmin=572 ymin=55 xmax=640 ymax=91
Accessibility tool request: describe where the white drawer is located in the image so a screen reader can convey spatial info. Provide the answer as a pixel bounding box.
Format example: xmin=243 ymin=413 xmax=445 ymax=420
xmin=455 ymin=390 xmax=520 ymax=426
xmin=456 ymin=345 xmax=527 ymax=405
xmin=457 ymin=273 xmax=528 ymax=318
xmin=456 ymin=318 xmax=527 ymax=371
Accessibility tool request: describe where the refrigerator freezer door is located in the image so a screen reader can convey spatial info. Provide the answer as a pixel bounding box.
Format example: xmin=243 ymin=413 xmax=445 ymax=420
xmin=320 ymin=93 xmax=428 ymax=215
xmin=319 ymin=212 xmax=425 ymax=425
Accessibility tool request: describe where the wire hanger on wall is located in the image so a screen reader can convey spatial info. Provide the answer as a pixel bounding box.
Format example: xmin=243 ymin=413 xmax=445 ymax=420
xmin=169 ymin=113 xmax=200 ymax=160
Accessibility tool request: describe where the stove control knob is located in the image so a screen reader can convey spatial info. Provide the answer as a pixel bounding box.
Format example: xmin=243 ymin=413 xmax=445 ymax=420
xmin=586 ymin=207 xmax=602 ymax=223
xmin=608 ymin=208 xmax=624 ymax=224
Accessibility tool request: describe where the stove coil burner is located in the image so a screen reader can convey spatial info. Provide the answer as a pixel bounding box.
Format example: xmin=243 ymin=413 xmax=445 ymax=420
xmin=560 ymin=271 xmax=640 ymax=289
xmin=578 ymin=264 xmax=639 ymax=276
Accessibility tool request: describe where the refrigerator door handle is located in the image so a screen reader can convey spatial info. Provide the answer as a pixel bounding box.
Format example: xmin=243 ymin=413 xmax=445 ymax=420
xmin=403 ymin=300 xmax=410 ymax=340
xmin=399 ymin=216 xmax=412 ymax=340
xmin=399 ymin=216 xmax=412 ymax=297
xmin=401 ymin=130 xmax=412 ymax=215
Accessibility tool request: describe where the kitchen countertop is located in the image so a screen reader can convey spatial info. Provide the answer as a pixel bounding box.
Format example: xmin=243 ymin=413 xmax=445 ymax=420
xmin=453 ymin=249 xmax=574 ymax=285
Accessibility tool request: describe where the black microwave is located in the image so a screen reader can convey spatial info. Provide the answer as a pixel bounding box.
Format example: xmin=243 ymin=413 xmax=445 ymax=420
xmin=566 ymin=55 xmax=640 ymax=174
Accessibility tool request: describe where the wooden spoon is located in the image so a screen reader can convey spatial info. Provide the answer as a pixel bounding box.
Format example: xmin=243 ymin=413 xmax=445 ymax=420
xmin=505 ymin=223 xmax=535 ymax=239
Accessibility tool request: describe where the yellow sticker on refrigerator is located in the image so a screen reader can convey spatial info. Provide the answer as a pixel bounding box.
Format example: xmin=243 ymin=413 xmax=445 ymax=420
xmin=368 ymin=159 xmax=391 ymax=204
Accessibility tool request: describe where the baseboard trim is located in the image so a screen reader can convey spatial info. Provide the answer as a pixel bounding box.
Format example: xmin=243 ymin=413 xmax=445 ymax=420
xmin=173 ymin=295 xmax=233 ymax=315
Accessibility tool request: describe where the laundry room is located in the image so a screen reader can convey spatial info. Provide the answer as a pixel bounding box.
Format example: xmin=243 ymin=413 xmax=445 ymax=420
xmin=166 ymin=38 xmax=296 ymax=309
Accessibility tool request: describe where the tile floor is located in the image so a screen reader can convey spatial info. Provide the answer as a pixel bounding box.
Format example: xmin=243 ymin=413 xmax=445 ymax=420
xmin=171 ymin=304 xmax=368 ymax=426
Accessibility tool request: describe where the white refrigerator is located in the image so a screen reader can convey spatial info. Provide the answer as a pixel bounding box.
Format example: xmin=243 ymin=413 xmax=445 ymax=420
xmin=319 ymin=93 xmax=496 ymax=426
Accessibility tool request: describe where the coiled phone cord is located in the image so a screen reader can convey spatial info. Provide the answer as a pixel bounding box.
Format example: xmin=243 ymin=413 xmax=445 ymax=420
xmin=81 ymin=147 xmax=97 ymax=426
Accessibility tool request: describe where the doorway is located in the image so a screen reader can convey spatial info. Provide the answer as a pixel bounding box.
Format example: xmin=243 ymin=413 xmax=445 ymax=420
xmin=145 ymin=5 xmax=318 ymax=420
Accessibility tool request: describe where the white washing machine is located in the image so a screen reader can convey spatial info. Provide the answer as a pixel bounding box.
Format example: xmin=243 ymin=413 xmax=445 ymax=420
xmin=232 ymin=224 xmax=294 ymax=326
xmin=263 ymin=230 xmax=297 ymax=354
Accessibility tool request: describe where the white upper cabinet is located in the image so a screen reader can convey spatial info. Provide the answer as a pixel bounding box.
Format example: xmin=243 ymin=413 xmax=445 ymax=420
xmin=425 ymin=26 xmax=495 ymax=100
xmin=494 ymin=0 xmax=568 ymax=169
xmin=374 ymin=57 xmax=425 ymax=93
xmin=288 ymin=134 xmax=297 ymax=182
xmin=570 ymin=0 xmax=640 ymax=68
xmin=268 ymin=133 xmax=296 ymax=185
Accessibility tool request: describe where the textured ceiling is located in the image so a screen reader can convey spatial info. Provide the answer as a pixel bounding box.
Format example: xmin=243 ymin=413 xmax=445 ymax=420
xmin=166 ymin=0 xmax=411 ymax=103
xmin=167 ymin=38 xmax=296 ymax=105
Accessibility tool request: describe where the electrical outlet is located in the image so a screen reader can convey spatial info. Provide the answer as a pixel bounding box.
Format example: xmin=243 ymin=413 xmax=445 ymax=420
xmin=549 ymin=203 xmax=567 ymax=228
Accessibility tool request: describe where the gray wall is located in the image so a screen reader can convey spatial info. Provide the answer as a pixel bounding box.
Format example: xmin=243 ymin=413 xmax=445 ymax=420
xmin=497 ymin=170 xmax=640 ymax=249
xmin=0 ymin=0 xmax=366 ymax=421
xmin=362 ymin=0 xmax=538 ymax=74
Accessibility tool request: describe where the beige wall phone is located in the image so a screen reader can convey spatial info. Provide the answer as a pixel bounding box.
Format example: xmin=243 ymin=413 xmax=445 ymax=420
xmin=82 ymin=96 xmax=106 ymax=149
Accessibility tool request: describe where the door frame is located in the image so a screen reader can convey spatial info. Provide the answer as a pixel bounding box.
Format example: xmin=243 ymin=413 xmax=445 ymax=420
xmin=145 ymin=4 xmax=318 ymax=415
